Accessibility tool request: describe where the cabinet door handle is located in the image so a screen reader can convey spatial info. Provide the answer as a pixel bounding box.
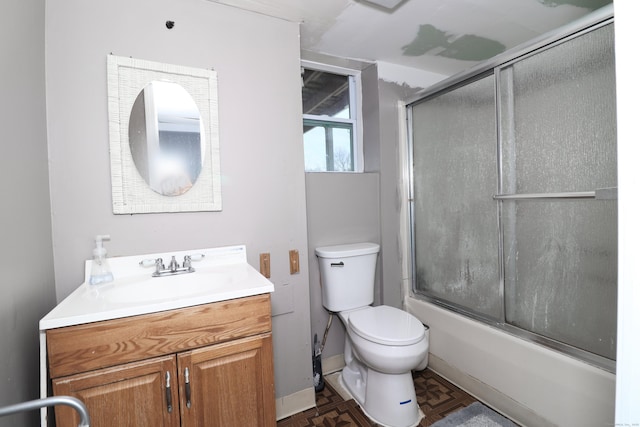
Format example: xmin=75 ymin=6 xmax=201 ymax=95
xmin=165 ymin=371 xmax=173 ymax=413
xmin=185 ymin=367 xmax=192 ymax=409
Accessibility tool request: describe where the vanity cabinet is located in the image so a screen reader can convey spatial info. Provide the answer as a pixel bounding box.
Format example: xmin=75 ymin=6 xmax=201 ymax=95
xmin=178 ymin=334 xmax=274 ymax=426
xmin=52 ymin=355 xmax=179 ymax=426
xmin=46 ymin=294 xmax=275 ymax=427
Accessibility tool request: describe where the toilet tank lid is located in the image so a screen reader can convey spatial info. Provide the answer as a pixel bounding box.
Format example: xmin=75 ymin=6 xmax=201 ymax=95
xmin=315 ymin=243 xmax=380 ymax=258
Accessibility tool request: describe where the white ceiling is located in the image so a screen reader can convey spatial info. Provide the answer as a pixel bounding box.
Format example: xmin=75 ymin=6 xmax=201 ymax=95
xmin=210 ymin=0 xmax=611 ymax=79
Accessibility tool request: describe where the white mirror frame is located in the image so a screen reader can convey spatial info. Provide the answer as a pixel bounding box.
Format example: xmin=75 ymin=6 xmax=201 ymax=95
xmin=107 ymin=55 xmax=221 ymax=214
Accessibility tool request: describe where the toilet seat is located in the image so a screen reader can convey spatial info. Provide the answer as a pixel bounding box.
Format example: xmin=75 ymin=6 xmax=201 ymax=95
xmin=348 ymin=305 xmax=425 ymax=346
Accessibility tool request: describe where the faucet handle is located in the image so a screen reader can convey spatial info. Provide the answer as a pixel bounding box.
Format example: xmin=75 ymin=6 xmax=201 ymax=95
xmin=189 ymin=253 xmax=205 ymax=262
xmin=140 ymin=258 xmax=159 ymax=267
xmin=183 ymin=253 xmax=204 ymax=269
xmin=183 ymin=256 xmax=192 ymax=269
xmin=141 ymin=257 xmax=166 ymax=276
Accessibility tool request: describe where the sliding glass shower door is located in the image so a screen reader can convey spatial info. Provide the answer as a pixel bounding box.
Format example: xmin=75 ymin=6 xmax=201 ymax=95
xmin=409 ymin=21 xmax=617 ymax=368
xmin=411 ymin=75 xmax=501 ymax=321
xmin=498 ymin=23 xmax=617 ymax=360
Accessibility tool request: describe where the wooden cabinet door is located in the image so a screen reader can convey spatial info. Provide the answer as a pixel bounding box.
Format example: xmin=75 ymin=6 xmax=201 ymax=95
xmin=178 ymin=333 xmax=276 ymax=427
xmin=52 ymin=355 xmax=180 ymax=427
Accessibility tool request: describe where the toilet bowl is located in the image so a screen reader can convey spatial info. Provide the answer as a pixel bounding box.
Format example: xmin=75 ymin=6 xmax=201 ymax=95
xmin=315 ymin=243 xmax=429 ymax=427
xmin=339 ymin=306 xmax=428 ymax=427
xmin=342 ymin=306 xmax=429 ymax=374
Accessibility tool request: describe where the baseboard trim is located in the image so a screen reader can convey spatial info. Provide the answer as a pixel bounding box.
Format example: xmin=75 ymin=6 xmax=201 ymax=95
xmin=275 ymin=386 xmax=316 ymax=421
xmin=275 ymin=354 xmax=345 ymax=421
xmin=429 ymin=354 xmax=553 ymax=427
xmin=322 ymin=353 xmax=345 ymax=375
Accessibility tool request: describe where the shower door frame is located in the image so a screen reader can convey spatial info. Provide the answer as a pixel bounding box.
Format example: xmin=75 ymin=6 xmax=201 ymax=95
xmin=406 ymin=8 xmax=616 ymax=373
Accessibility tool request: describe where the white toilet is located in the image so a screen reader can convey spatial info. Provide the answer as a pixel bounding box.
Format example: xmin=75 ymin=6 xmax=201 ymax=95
xmin=316 ymin=242 xmax=429 ymax=427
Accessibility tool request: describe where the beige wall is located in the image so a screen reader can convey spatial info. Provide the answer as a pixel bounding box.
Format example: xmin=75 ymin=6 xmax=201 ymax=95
xmin=0 ymin=0 xmax=57 ymax=426
xmin=45 ymin=0 xmax=312 ymax=405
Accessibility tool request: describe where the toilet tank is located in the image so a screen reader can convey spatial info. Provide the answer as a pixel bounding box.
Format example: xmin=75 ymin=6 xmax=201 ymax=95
xmin=315 ymin=242 xmax=380 ymax=312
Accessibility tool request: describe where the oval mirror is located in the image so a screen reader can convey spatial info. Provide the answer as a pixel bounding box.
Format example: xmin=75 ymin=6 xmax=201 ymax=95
xmin=129 ymin=81 xmax=205 ymax=196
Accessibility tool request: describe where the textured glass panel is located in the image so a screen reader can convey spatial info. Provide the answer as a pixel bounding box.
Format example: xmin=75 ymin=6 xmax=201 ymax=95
xmin=412 ymin=75 xmax=501 ymax=319
xmin=500 ymin=24 xmax=617 ymax=360
xmin=501 ymin=24 xmax=617 ymax=194
xmin=503 ymin=200 xmax=617 ymax=359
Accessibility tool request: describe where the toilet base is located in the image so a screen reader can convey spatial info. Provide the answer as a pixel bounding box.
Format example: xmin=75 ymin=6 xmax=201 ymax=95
xmin=341 ymin=362 xmax=422 ymax=427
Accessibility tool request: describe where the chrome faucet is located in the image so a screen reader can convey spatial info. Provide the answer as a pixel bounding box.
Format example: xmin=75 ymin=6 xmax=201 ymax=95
xmin=168 ymin=256 xmax=180 ymax=272
xmin=139 ymin=254 xmax=205 ymax=277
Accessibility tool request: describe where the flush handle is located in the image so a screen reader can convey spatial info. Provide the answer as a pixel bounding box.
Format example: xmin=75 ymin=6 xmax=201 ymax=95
xmin=330 ymin=262 xmax=344 ymax=267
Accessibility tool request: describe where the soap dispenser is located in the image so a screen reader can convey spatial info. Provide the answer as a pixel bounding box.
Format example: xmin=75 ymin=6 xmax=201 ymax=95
xmin=89 ymin=235 xmax=114 ymax=285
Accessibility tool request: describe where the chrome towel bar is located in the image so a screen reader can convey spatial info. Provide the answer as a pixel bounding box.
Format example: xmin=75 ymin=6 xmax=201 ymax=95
xmin=493 ymin=187 xmax=617 ymax=201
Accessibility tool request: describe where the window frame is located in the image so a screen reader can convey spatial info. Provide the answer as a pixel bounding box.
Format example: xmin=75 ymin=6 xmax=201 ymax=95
xmin=301 ymin=60 xmax=364 ymax=172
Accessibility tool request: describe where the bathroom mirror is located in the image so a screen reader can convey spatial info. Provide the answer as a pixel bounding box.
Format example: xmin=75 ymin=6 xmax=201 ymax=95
xmin=107 ymin=55 xmax=221 ymax=213
xmin=129 ymin=81 xmax=205 ymax=196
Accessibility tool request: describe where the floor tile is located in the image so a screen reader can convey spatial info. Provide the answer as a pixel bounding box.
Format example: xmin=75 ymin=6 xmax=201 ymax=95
xmin=277 ymin=369 xmax=478 ymax=427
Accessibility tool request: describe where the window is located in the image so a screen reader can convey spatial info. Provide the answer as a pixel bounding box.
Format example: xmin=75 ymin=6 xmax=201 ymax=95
xmin=301 ymin=64 xmax=362 ymax=172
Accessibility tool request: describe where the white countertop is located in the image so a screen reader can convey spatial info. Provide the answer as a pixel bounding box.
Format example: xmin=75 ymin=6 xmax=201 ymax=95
xmin=39 ymin=245 xmax=274 ymax=330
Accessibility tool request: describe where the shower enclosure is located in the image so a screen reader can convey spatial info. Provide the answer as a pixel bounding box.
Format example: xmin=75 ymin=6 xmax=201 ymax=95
xmin=408 ymin=16 xmax=616 ymax=370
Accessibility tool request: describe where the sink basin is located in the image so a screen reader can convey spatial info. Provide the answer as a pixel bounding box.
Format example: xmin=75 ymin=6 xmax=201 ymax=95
xmin=93 ymin=269 xmax=242 ymax=304
xmin=40 ymin=245 xmax=273 ymax=330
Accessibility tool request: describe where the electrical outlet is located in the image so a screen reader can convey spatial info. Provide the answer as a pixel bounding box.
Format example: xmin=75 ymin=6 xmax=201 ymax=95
xmin=260 ymin=253 xmax=270 ymax=278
